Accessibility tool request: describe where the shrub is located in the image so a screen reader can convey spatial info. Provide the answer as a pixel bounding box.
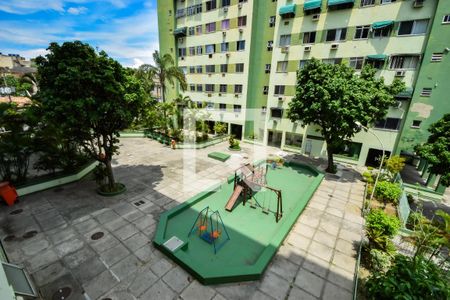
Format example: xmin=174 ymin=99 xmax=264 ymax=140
xmin=214 ymin=122 xmax=227 ymax=135
xmin=366 ymin=209 xmax=401 ymax=252
xmin=406 ymin=211 xmax=428 ymax=231
xmin=362 ymin=171 xmax=374 ymax=183
xmin=229 ymin=135 xmax=240 ymax=149
xmin=384 ymin=155 xmax=406 ymax=176
xmin=369 ymin=249 xmax=391 ymax=272
xmin=366 ymin=255 xmax=450 ymax=299
xmin=375 ymin=181 xmax=402 ymax=204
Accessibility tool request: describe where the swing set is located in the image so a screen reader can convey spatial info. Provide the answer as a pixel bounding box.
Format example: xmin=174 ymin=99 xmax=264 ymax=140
xmin=188 ymin=206 xmax=230 ymax=254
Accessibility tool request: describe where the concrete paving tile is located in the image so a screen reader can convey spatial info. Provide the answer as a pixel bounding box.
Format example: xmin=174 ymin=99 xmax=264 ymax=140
xmin=308 ymin=241 xmax=334 ymax=262
xmin=327 ymin=265 xmax=354 ymax=292
xmin=212 ymin=293 xmax=227 ymax=300
xmin=74 ymin=218 xmax=99 ymax=234
xmin=287 ymin=286 xmax=318 ymax=300
xmin=111 ymin=255 xmax=141 ymax=281
xmin=124 ymin=232 xmax=150 ymax=252
xmin=39 ymin=273 xmax=84 ymax=300
xmin=181 ymin=280 xmax=216 ymax=300
xmin=268 ymin=256 xmax=299 ymax=281
xmin=31 ymin=261 xmax=68 ymax=286
xmin=322 ymin=282 xmax=352 ymax=300
xmin=338 ymin=228 xmax=362 ymax=243
xmin=46 ymin=226 xmax=77 ymax=245
xmin=276 ymin=244 xmax=306 ymax=266
xmin=294 ymin=268 xmax=326 ymax=298
xmin=313 ymin=230 xmax=337 ymax=248
xmin=335 ymin=239 xmax=357 ymax=256
xmin=83 ymin=270 xmax=120 ymax=300
xmin=100 ymin=243 xmax=130 ymax=267
xmin=332 ymin=252 xmax=356 ymax=273
xmin=72 ymin=256 xmax=107 ymax=284
xmin=132 ymin=215 xmax=156 ymax=230
xmin=302 ymin=254 xmax=330 ymax=278
xmin=54 ymin=238 xmax=85 ymax=257
xmin=63 ymin=245 xmax=97 ymax=269
xmin=162 ymin=266 xmax=192 ymax=293
xmin=26 ymin=249 xmax=59 ymax=272
xmin=123 ymin=209 xmax=145 ymax=222
xmin=114 ymin=223 xmax=139 ymax=241
xmin=22 ymin=238 xmax=51 ymax=256
xmin=249 ymin=290 xmax=275 ymax=300
xmin=292 ymin=223 xmax=316 ymax=238
xmin=286 ymin=232 xmax=311 ymax=251
xmin=258 ymin=271 xmax=290 ymax=300
xmin=149 ymin=256 xmax=173 ymax=277
xmin=139 ymin=279 xmax=176 ymax=300
xmin=95 ymin=209 xmax=121 ymax=224
xmin=134 ymin=245 xmax=154 ymax=263
xmin=104 ymin=218 xmax=129 ymax=231
xmin=90 ymin=234 xmax=120 ymax=253
xmin=128 ymin=268 xmax=159 ymax=297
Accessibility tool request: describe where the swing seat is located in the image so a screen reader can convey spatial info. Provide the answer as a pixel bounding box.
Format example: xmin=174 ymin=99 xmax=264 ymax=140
xmin=199 ymin=225 xmax=207 ymax=231
xmin=200 ymin=231 xmax=214 ymax=244
xmin=211 ymin=230 xmax=221 ymax=239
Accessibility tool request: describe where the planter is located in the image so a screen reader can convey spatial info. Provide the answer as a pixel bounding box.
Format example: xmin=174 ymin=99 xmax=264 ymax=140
xmin=96 ymin=183 xmax=127 ymax=196
xmin=228 ymin=147 xmax=241 ymax=152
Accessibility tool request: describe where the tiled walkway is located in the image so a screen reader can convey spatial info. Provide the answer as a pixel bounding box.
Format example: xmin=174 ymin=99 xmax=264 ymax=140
xmin=0 ymin=138 xmax=364 ymax=299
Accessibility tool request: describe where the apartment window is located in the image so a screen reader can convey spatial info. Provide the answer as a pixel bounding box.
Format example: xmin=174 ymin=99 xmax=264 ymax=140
xmin=277 ymin=61 xmax=288 ymax=72
xmin=274 ymin=85 xmax=285 ymax=95
xmin=354 ymin=25 xmax=370 ymax=39
xmin=267 ymin=41 xmax=274 ymax=51
xmin=431 ymin=53 xmax=443 ymax=62
xmin=381 ymin=0 xmax=396 ymax=3
xmin=221 ymin=42 xmax=229 ymax=52
xmin=237 ymin=40 xmax=246 ymax=51
xmin=326 ymin=28 xmax=347 ymax=42
xmin=188 ymin=27 xmax=195 ymax=35
xmin=263 ymin=86 xmax=269 ymax=95
xmin=206 ymin=22 xmax=216 ymax=33
xmin=178 ymin=48 xmax=186 ymax=57
xmin=234 ymin=105 xmax=242 ymax=112
xmin=206 ymin=0 xmax=217 ymax=11
xmin=322 ymin=58 xmax=342 ymax=65
xmin=361 ymin=0 xmax=375 ymax=6
xmin=180 ymin=67 xmax=187 ymax=75
xmin=222 ymin=0 xmax=230 ymax=7
xmin=443 ymin=15 xmax=450 ymax=24
xmin=411 ymin=120 xmax=422 ymax=128
xmin=389 ymin=55 xmax=420 ymax=69
xmin=279 ymin=34 xmax=291 ymax=46
xmin=206 ymin=84 xmax=215 ymax=92
xmin=299 ymin=60 xmax=310 ymax=69
xmin=206 ymin=102 xmax=214 ymax=109
xmin=398 ymin=19 xmax=429 ymax=35
xmin=197 ymin=46 xmax=203 ymax=55
xmin=189 ymin=66 xmax=195 ymax=73
xmin=269 ymin=16 xmax=276 ymax=27
xmin=219 ymin=103 xmax=226 ymax=111
xmin=220 ymin=64 xmax=228 ymax=73
xmin=373 ymin=26 xmax=391 ymax=38
xmin=196 ymin=65 xmax=203 ymax=73
xmin=374 ymin=118 xmax=401 ymax=130
xmin=189 ymin=47 xmax=195 ymax=56
xmin=238 ymin=16 xmax=247 ymax=27
xmin=206 ymin=44 xmax=216 ymax=54
xmin=222 ymin=19 xmax=230 ymax=30
xmin=420 ymin=88 xmax=432 ymax=97
xmin=236 ymin=63 xmax=244 ymax=73
xmin=239 ymin=0 xmax=248 ymax=3
xmin=265 ymin=64 xmax=271 ymax=73
xmin=197 ymin=101 xmax=203 ymax=108
xmin=206 ymin=65 xmax=215 ymax=73
xmin=349 ymin=57 xmax=364 ymax=70
xmin=366 ymin=59 xmax=385 ymax=69
xmin=197 ymin=84 xmax=203 ymax=92
xmin=220 ymin=84 xmax=227 ymax=93
xmin=196 ymin=25 xmax=202 ymax=35
xmin=285 ymin=133 xmax=303 ymax=149
xmin=190 ymin=84 xmax=195 ymax=92
xmin=235 ymin=85 xmax=243 ymax=94
xmin=303 ymin=32 xmax=316 ymax=44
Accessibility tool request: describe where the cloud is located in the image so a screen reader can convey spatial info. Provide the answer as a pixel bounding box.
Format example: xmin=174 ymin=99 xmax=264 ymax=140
xmin=0 ymin=0 xmax=132 ymax=14
xmin=67 ymin=6 xmax=87 ymax=15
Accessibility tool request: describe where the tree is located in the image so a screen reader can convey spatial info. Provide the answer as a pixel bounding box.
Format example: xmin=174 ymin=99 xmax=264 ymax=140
xmin=35 ymin=41 xmax=146 ymax=192
xmin=415 ymin=114 xmax=450 ymax=186
xmin=138 ymin=51 xmax=186 ymax=103
xmin=20 ymin=73 xmax=39 ymax=96
xmin=288 ymin=58 xmax=404 ymax=173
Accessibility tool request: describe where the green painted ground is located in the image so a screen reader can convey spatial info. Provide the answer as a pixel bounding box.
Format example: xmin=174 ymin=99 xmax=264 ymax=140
xmin=207 ymin=152 xmax=231 ymax=162
xmin=154 ymin=162 xmax=323 ymax=284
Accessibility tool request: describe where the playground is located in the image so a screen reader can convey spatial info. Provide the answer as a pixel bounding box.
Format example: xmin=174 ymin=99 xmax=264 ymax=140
xmin=153 ymin=160 xmax=324 ymax=284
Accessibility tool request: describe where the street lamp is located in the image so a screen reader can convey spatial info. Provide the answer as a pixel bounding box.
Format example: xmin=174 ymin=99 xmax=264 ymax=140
xmin=355 ymin=121 xmax=385 ymax=213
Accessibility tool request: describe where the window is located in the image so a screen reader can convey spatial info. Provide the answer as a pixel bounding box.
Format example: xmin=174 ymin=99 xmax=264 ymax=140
xmin=222 ymin=19 xmax=230 ymax=30
xmin=398 ymin=19 xmax=429 ymax=35
xmin=262 ymin=106 xmax=267 ymax=113
xmin=196 ymin=65 xmax=203 ymax=73
xmin=237 ymin=40 xmax=246 ymax=51
xmin=303 ymin=31 xmax=316 ymax=44
xmin=285 ymin=133 xmax=303 ymax=149
xmin=271 ymin=108 xmax=283 ymax=118
xmin=197 ymin=84 xmax=203 ymax=92
xmin=219 ymin=103 xmax=226 ymax=111
xmin=178 ymin=48 xmax=186 ymax=57
xmin=381 ymin=0 xmax=396 ymax=3
xmin=361 ymin=0 xmax=375 ymax=6
xmin=274 ymin=85 xmax=285 ymax=95
xmin=279 ymin=34 xmax=291 ymax=46
xmin=206 ymin=84 xmax=215 ymax=92
xmin=373 ymin=26 xmax=391 ymax=38
xmin=269 ymin=16 xmax=276 ymax=27
xmin=322 ymin=58 xmax=342 ymax=65
xmin=349 ymin=57 xmax=364 ymax=70
xmin=263 ymin=86 xmax=268 ymax=95
xmin=196 ymin=25 xmax=202 ymax=35
xmin=374 ymin=118 xmax=401 ymax=130
xmin=206 ymin=0 xmax=217 ymax=11
xmin=180 ymin=67 xmax=187 ymax=74
xmin=197 ymin=101 xmax=203 ymax=108
xmin=205 ymin=44 xmax=216 ymax=54
xmin=236 ymin=63 xmax=244 ymax=73
xmin=220 ymin=84 xmax=227 ymax=93
xmin=189 ymin=47 xmax=195 ymax=56
xmin=206 ymin=102 xmax=214 ymax=109
xmin=206 ymin=22 xmax=216 ymax=33
xmin=206 ymin=65 xmax=215 ymax=73
xmin=267 ymin=41 xmax=273 ymax=51
xmin=220 ymin=64 xmax=228 ymax=73
xmin=189 ymin=66 xmax=195 ymax=73
xmin=354 ymin=25 xmax=370 ymax=39
xmin=238 ymin=16 xmax=247 ymax=27
xmin=336 ymin=142 xmax=362 ymax=159
xmin=188 ymin=27 xmax=195 ymax=35
xmin=234 ymin=105 xmax=242 ymax=112
xmin=389 ymin=55 xmax=420 ymax=69
xmin=299 ymin=60 xmax=310 ymax=69
xmin=420 ymin=88 xmax=432 ymax=97
xmin=196 ymin=46 xmax=203 ymax=55
xmin=411 ymin=120 xmax=422 ymax=128
xmin=222 ymin=0 xmax=230 ymax=7
xmin=443 ymin=15 xmax=450 ymax=24
xmin=239 ymin=0 xmax=248 ymax=2
xmin=221 ymin=42 xmax=229 ymax=52
xmin=431 ymin=53 xmax=443 ymax=62
xmin=265 ymin=64 xmax=271 ymax=73
xmin=277 ymin=61 xmax=288 ymax=72
xmin=190 ymin=84 xmax=195 ymax=91
xmin=326 ymin=28 xmax=347 ymax=42
xmin=234 ymin=85 xmax=243 ymax=93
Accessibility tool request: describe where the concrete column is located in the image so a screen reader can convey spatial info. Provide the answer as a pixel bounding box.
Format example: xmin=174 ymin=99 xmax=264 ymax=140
xmin=426 ymin=173 xmax=437 ymax=187
xmin=417 ymin=159 xmax=427 ymax=172
xmin=435 ymin=178 xmax=447 ymax=194
xmin=421 ymin=164 xmax=430 ymax=179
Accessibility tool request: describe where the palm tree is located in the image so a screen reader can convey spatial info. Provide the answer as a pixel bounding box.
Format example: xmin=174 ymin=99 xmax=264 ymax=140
xmin=139 ymin=51 xmax=186 ymax=103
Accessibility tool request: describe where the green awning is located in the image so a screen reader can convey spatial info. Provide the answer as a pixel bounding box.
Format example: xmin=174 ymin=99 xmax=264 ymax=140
xmin=372 ymin=20 xmax=394 ymax=29
xmin=396 ymin=88 xmax=414 ymax=99
xmin=328 ymin=0 xmax=355 ymax=6
xmin=367 ymin=54 xmax=388 ymax=61
xmin=173 ymin=27 xmax=187 ymax=37
xmin=279 ymin=4 xmax=296 ymax=16
xmin=304 ymin=0 xmax=322 ymax=11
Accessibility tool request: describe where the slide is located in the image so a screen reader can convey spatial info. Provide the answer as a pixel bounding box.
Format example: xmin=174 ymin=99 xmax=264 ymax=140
xmin=225 ymin=185 xmax=243 ymax=212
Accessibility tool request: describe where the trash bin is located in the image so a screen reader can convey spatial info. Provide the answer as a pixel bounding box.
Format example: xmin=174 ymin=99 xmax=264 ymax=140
xmin=0 ymin=182 xmax=18 ymax=206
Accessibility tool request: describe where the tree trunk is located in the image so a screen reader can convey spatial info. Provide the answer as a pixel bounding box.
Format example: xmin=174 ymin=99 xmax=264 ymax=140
xmin=326 ymin=144 xmax=336 ymax=174
xmin=104 ymin=158 xmax=116 ymax=191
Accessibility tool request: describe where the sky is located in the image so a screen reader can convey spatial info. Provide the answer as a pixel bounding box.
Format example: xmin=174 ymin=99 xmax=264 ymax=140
xmin=0 ymin=0 xmax=159 ymax=68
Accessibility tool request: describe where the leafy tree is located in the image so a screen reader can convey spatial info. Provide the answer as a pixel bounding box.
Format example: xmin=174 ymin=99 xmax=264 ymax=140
xmin=288 ymin=59 xmax=404 ymax=173
xmin=1 ymin=75 xmax=33 ymax=96
xmin=384 ymin=155 xmax=406 ymax=180
xmin=35 ymin=41 xmax=146 ymax=192
xmin=415 ymin=114 xmax=450 ymax=186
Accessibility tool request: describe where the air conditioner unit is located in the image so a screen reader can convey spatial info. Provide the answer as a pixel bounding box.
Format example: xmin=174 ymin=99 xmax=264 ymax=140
xmin=223 ymin=7 xmax=228 ymax=12
xmin=180 ymin=56 xmax=185 ymax=60
xmin=281 ymin=46 xmax=290 ymax=53
xmin=226 ymin=52 xmax=230 ymax=57
xmin=304 ymin=46 xmax=311 ymax=52
xmin=312 ymin=14 xmax=320 ymax=21
xmin=331 ymin=43 xmax=339 ymax=50
xmin=395 ymin=70 xmax=406 ymax=77
xmin=208 ymin=73 xmax=212 ymax=76
xmin=239 ymin=28 xmax=244 ymax=33
xmin=208 ymin=93 xmax=212 ymax=97
xmin=238 ymin=3 xmax=243 ymax=9
xmin=222 ymin=31 xmax=227 ymax=36
xmin=278 ymin=96 xmax=285 ymax=101
xmin=235 ymin=93 xmax=239 ymax=97
xmin=218 ymin=93 xmax=222 ymax=96
xmin=222 ymin=73 xmax=226 ymax=77
xmin=209 ymin=54 xmax=213 ymax=58
xmin=413 ymin=0 xmax=424 ymax=7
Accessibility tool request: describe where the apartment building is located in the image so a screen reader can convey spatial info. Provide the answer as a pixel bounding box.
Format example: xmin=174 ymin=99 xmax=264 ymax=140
xmin=157 ymin=0 xmax=450 ymax=169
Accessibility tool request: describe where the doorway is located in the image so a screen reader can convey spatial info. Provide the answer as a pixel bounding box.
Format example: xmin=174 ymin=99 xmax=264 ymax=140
xmin=230 ymin=124 xmax=242 ymax=140
xmin=267 ymin=130 xmax=282 ymax=148
xmin=365 ymin=148 xmax=391 ymax=167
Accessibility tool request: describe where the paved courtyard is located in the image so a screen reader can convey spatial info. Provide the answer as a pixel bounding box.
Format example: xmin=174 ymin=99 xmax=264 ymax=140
xmin=0 ymin=138 xmax=365 ymax=300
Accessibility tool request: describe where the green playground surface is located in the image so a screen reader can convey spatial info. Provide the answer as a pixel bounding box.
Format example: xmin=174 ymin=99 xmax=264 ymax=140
xmin=207 ymin=152 xmax=231 ymax=162
xmin=153 ymin=161 xmax=324 ymax=284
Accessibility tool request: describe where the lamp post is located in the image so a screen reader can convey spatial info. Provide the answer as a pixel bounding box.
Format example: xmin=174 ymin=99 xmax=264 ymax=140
xmin=355 ymin=121 xmax=385 ymax=213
